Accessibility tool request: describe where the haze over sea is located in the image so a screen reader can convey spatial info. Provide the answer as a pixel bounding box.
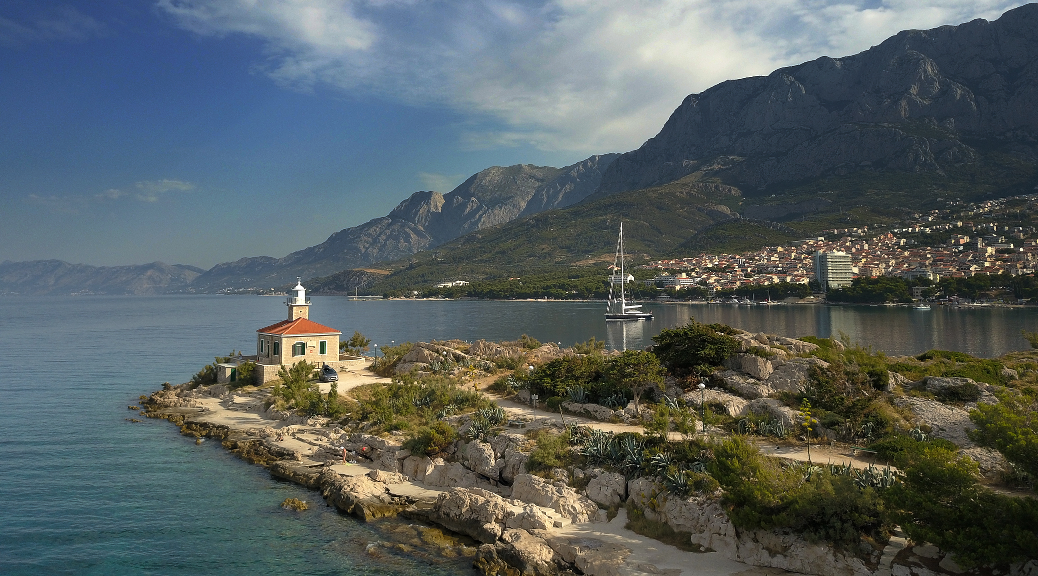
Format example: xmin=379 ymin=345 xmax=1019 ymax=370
xmin=2 ymin=295 xmax=1036 ymax=575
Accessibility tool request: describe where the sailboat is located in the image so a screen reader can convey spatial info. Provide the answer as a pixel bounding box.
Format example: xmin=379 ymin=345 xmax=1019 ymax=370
xmin=605 ymin=223 xmax=653 ymax=321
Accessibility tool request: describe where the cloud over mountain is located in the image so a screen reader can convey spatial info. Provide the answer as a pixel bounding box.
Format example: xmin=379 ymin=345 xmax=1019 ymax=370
xmin=158 ymin=0 xmax=1023 ymax=153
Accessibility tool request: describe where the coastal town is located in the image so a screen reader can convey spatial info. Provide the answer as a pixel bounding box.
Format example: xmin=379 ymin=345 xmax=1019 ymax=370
xmin=641 ymin=194 xmax=1038 ymax=295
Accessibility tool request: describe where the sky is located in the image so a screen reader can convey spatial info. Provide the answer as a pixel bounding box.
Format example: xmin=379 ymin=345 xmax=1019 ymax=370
xmin=0 ymin=0 xmax=1027 ymax=269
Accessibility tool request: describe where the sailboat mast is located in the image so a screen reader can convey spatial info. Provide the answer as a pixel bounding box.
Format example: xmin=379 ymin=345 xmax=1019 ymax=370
xmin=614 ymin=222 xmax=622 ymax=311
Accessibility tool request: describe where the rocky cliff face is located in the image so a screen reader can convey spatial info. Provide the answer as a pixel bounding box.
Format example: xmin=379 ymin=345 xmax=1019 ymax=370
xmin=191 ymin=155 xmax=617 ymax=290
xmin=597 ymin=4 xmax=1038 ymax=195
xmin=0 ymin=260 xmax=203 ymax=295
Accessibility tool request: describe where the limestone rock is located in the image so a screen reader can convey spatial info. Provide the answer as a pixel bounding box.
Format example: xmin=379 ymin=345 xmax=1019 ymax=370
xmin=725 ymin=353 xmax=774 ymax=380
xmin=428 ymin=487 xmax=512 ymax=543
xmin=510 ymin=474 xmax=602 ymax=524
xmin=464 ymin=440 xmax=503 ymax=479
xmin=500 ymin=446 xmax=529 ymax=485
xmin=545 ymin=535 xmax=632 ymax=576
xmin=423 ymin=459 xmax=483 ymax=489
xmin=765 ymin=357 xmax=829 ymax=395
xmin=320 ymin=470 xmax=402 ymax=522
xmin=894 ymin=396 xmax=976 ymax=447
xmin=743 ymin=398 xmax=799 ymax=429
xmin=504 ymin=504 xmax=555 ymax=531
xmin=681 ymin=388 xmax=748 ymax=416
xmin=401 ymin=454 xmax=435 ymax=481
xmin=494 ymin=529 xmax=560 ymax=576
xmin=714 ymin=370 xmax=771 ymax=399
xmin=368 ymin=469 xmax=407 ymax=484
xmin=562 ymin=401 xmax=619 ymax=421
xmin=584 ymin=472 xmax=626 ymax=508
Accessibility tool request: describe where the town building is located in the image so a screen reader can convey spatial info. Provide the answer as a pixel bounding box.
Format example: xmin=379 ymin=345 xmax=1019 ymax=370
xmin=813 ymin=251 xmax=853 ymax=291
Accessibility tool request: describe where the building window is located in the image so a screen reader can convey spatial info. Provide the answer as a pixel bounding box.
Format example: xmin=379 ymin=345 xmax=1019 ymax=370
xmin=273 ymin=341 xmax=280 ymax=356
xmin=258 ymin=340 xmax=263 ymax=355
xmin=319 ymin=340 xmax=327 ymax=355
xmin=292 ymin=342 xmax=306 ymax=356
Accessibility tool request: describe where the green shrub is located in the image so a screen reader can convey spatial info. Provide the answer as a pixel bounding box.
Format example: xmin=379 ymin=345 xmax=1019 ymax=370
xmin=191 ymin=363 xmax=218 ymax=387
xmin=934 ymin=381 xmax=981 ymax=403
xmin=969 ymin=392 xmax=1038 ymax=480
xmin=526 ymin=430 xmax=575 ymax=473
xmin=230 ymin=361 xmax=256 ymax=388
xmin=351 ymin=373 xmax=493 ymax=435
xmin=518 ymin=334 xmax=541 ymax=349
xmin=651 ymin=320 xmax=740 ymax=376
xmin=883 ymin=443 xmax=1038 ymax=567
xmin=572 ymin=336 xmax=605 ymax=355
xmin=404 ymin=421 xmax=458 ymax=456
xmin=868 ymin=435 xmax=957 ymax=467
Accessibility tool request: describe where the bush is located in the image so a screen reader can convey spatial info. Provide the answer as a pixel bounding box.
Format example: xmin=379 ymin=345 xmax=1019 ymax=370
xmin=191 ymin=363 xmax=218 ymax=387
xmin=526 ymin=429 xmax=575 ymax=473
xmin=969 ymin=392 xmax=1038 ymax=480
xmin=651 ymin=320 xmax=740 ymax=376
xmin=404 ymin=421 xmax=458 ymax=456
xmin=231 ymin=361 xmax=256 ymax=388
xmin=883 ymin=443 xmax=1038 ymax=567
xmin=351 ymin=373 xmax=493 ymax=435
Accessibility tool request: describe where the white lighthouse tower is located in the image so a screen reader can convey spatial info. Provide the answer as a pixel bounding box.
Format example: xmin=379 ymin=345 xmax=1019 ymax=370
xmin=286 ymin=277 xmax=310 ymax=320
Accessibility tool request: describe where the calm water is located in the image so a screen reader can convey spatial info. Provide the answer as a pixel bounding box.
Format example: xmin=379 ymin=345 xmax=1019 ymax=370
xmin=1 ymin=296 xmax=1036 ymax=575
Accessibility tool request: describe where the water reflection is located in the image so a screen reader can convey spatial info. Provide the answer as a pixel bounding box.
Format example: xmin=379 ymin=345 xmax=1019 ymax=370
xmin=315 ymin=298 xmax=1038 ymax=358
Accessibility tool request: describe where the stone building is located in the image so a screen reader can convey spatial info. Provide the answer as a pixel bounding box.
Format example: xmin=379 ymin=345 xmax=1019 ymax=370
xmin=253 ymin=279 xmax=342 ymax=384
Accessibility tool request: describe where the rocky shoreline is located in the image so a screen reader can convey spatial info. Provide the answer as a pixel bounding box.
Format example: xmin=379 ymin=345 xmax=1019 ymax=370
xmin=139 ymin=341 xmax=1038 ymax=576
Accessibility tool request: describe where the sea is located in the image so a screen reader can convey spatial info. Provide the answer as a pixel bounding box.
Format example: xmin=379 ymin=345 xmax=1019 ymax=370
xmin=2 ymin=295 xmax=1036 ymax=575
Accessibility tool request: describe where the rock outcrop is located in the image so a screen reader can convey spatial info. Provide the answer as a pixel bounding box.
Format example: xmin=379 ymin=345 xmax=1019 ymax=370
xmin=627 ymin=477 xmax=873 ymax=576
xmin=596 ymin=4 xmax=1038 ymax=197
xmin=190 ymin=155 xmax=618 ymax=291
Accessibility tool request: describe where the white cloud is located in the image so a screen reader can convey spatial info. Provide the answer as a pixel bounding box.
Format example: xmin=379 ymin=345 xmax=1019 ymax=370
xmin=133 ymin=179 xmax=196 ymax=202
xmin=0 ymin=6 xmax=105 ymax=48
xmin=418 ymin=172 xmax=467 ymax=192
xmin=157 ymin=0 xmax=1027 ymax=153
xmin=96 ymin=188 xmax=127 ymax=201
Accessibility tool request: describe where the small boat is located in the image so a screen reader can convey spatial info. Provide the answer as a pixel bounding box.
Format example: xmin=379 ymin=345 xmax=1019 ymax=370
xmin=606 ymin=223 xmax=653 ymax=321
xmin=913 ymin=303 xmax=931 ymax=310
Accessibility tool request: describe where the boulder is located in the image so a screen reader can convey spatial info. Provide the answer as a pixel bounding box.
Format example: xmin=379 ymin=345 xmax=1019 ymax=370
xmin=584 ymin=471 xmax=626 ymax=508
xmin=725 ymin=353 xmax=774 ymax=380
xmin=423 ymin=460 xmax=483 ymax=489
xmin=504 ymin=504 xmax=555 ymax=531
xmin=714 ymin=370 xmax=771 ymax=399
xmin=894 ymin=396 xmax=976 ymax=447
xmin=500 ymin=446 xmax=529 ymax=485
xmin=368 ymin=469 xmax=407 ymax=484
xmin=545 ymin=535 xmax=632 ymax=576
xmin=743 ymin=398 xmax=799 ymax=429
xmin=481 ymin=529 xmax=560 ymax=576
xmin=428 ymin=487 xmax=512 ymax=543
xmin=320 ymin=470 xmax=402 ymax=521
xmin=510 ymin=474 xmax=603 ymax=524
xmin=464 ymin=440 xmax=503 ymax=479
xmin=887 ymin=371 xmax=912 ymax=391
xmin=401 ymin=454 xmax=435 ymax=481
xmin=765 ymin=357 xmax=829 ymax=394
xmin=562 ymin=401 xmax=619 ymax=421
xmin=682 ymin=388 xmax=749 ymax=416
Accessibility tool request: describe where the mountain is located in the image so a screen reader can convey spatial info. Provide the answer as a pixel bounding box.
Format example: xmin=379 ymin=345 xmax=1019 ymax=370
xmin=190 ymin=155 xmax=618 ymax=291
xmin=0 ymin=260 xmax=203 ymax=295
xmin=595 ymin=3 xmax=1038 ymax=200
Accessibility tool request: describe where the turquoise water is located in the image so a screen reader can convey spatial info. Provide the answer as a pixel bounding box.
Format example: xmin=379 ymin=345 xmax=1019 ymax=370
xmin=2 ymin=295 xmax=1036 ymax=574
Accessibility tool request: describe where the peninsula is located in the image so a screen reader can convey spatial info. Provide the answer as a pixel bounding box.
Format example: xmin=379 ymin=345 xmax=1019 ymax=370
xmin=139 ymin=321 xmax=1038 ymax=575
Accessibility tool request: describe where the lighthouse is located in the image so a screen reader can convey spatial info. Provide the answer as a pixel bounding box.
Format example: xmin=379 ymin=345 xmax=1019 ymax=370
xmin=287 ymin=277 xmax=310 ymax=320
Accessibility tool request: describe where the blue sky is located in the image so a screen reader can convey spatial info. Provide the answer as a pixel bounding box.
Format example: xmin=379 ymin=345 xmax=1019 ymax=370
xmin=0 ymin=0 xmax=1025 ymax=269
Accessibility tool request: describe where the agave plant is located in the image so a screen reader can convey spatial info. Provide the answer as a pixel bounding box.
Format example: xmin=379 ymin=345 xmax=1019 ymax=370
xmin=578 ymin=431 xmax=612 ymax=463
xmin=736 ymin=418 xmax=756 ymax=435
xmin=908 ymin=427 xmax=928 ymax=442
xmin=662 ymin=395 xmax=682 ymax=410
xmin=411 ymin=393 xmax=433 ymax=408
xmin=663 ymin=469 xmax=693 ymax=497
xmin=477 ymin=406 xmax=507 ymax=426
xmin=853 ymin=464 xmax=902 ymax=489
xmin=567 ymin=386 xmax=589 ymax=404
xmin=602 ymin=392 xmax=622 ymax=410
xmin=466 ymin=417 xmax=492 ymax=442
xmin=648 ymin=452 xmax=673 ymax=475
xmin=435 ymin=403 xmax=458 ymax=420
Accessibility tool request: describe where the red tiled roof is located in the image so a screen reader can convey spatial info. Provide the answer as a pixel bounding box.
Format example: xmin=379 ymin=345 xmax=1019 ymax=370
xmin=257 ymin=317 xmax=341 ymax=336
